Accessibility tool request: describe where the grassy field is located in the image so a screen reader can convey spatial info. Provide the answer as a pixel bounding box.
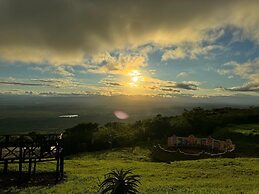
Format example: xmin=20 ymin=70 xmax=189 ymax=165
xmin=1 ymin=147 xmax=259 ymax=194
xmin=1 ymin=124 xmax=259 ymax=194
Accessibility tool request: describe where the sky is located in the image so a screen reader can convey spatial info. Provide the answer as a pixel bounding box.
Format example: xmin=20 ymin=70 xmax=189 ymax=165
xmin=0 ymin=0 xmax=259 ymax=100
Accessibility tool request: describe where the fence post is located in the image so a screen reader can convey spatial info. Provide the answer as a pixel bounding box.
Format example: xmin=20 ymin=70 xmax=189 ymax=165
xmin=55 ymin=143 xmax=60 ymax=183
xmin=3 ymin=159 xmax=8 ymax=174
xmin=19 ymin=144 xmax=23 ymax=183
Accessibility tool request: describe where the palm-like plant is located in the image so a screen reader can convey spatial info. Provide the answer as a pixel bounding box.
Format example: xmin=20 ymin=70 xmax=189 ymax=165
xmin=99 ymin=169 xmax=141 ymax=194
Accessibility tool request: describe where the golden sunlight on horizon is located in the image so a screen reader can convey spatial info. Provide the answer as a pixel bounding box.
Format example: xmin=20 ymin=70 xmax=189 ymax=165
xmin=128 ymin=70 xmax=142 ymax=87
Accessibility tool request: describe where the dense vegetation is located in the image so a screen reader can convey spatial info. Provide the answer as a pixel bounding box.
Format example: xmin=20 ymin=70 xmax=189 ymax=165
xmin=64 ymin=107 xmax=259 ymax=156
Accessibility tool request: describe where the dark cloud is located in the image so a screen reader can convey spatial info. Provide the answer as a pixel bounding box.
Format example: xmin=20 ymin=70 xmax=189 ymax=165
xmin=31 ymin=78 xmax=79 ymax=88
xmin=0 ymin=78 xmax=79 ymax=89
xmin=223 ymin=82 xmax=259 ymax=92
xmin=165 ymin=82 xmax=199 ymax=90
xmin=0 ymin=0 xmax=258 ymax=64
xmin=174 ymin=83 xmax=199 ymax=90
xmin=148 ymin=81 xmax=200 ymax=92
xmin=160 ymin=88 xmax=180 ymax=93
xmin=102 ymin=81 xmax=122 ymax=87
xmin=31 ymin=79 xmax=63 ymax=83
xmin=0 ymin=81 xmax=49 ymax=86
xmin=38 ymin=92 xmax=86 ymax=96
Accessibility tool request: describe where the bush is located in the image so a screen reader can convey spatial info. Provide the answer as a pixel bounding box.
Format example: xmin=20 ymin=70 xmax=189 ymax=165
xmin=64 ymin=123 xmax=98 ymax=155
xmin=99 ymin=169 xmax=141 ymax=194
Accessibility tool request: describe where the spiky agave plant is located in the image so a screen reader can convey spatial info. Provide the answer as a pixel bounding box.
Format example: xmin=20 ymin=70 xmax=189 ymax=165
xmin=99 ymin=169 xmax=141 ymax=194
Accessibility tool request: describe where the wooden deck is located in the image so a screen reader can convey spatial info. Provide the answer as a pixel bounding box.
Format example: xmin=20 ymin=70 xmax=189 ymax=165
xmin=0 ymin=133 xmax=64 ymax=183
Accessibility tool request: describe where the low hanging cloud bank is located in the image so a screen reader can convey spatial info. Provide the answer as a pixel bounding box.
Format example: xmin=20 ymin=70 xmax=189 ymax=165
xmin=0 ymin=0 xmax=258 ymax=65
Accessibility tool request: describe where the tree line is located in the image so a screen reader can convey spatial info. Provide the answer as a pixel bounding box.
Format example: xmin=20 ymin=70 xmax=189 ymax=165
xmin=63 ymin=107 xmax=259 ymax=155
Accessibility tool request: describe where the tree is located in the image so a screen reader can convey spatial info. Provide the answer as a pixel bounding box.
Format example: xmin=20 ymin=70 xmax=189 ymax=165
xmin=64 ymin=123 xmax=98 ymax=154
xmin=99 ymin=169 xmax=141 ymax=194
xmin=144 ymin=114 xmax=173 ymax=139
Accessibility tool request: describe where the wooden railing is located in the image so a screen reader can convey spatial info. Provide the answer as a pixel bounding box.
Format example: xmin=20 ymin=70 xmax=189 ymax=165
xmin=0 ymin=133 xmax=64 ymax=182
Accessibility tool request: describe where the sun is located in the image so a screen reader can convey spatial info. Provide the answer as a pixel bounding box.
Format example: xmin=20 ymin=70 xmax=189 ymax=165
xmin=132 ymin=76 xmax=139 ymax=83
xmin=129 ymin=70 xmax=141 ymax=86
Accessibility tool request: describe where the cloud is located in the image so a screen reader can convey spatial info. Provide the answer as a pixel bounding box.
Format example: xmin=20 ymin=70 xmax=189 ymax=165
xmin=0 ymin=0 xmax=258 ymax=65
xmin=232 ymin=59 xmax=259 ymax=82
xmin=30 ymin=65 xmax=75 ymax=77
xmin=162 ymin=47 xmax=186 ymax=61
xmin=216 ymin=58 xmax=259 ymax=94
xmin=146 ymin=78 xmax=201 ymax=93
xmin=167 ymin=81 xmax=200 ymax=90
xmin=222 ymin=82 xmax=259 ymax=92
xmin=0 ymin=80 xmax=49 ymax=87
xmin=160 ymin=88 xmax=180 ymax=93
xmin=31 ymin=78 xmax=79 ymax=88
xmin=218 ymin=57 xmax=259 ymax=82
xmin=162 ymin=44 xmax=224 ymax=61
xmin=38 ymin=91 xmax=89 ymax=96
xmin=88 ymin=52 xmax=147 ymax=75
xmin=54 ymin=66 xmax=74 ymax=77
xmin=176 ymin=72 xmax=190 ymax=78
xmin=95 ymin=72 xmax=202 ymax=96
xmin=100 ymin=81 xmax=122 ymax=87
xmin=0 ymin=89 xmax=30 ymax=95
xmin=0 ymin=77 xmax=81 ymax=90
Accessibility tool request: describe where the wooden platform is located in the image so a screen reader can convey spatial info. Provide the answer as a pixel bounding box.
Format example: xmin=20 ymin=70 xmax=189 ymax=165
xmin=0 ymin=133 xmax=64 ymax=183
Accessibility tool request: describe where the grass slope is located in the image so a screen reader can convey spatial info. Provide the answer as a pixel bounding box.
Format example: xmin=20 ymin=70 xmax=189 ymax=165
xmin=2 ymin=147 xmax=259 ymax=194
xmin=1 ymin=124 xmax=259 ymax=194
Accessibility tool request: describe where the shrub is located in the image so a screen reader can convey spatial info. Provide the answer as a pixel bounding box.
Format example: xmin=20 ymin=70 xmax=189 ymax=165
xmin=99 ymin=169 xmax=141 ymax=194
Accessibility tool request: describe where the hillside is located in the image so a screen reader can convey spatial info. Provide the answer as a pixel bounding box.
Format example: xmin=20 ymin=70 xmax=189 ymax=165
xmin=2 ymin=146 xmax=259 ymax=193
xmin=1 ymin=122 xmax=259 ymax=194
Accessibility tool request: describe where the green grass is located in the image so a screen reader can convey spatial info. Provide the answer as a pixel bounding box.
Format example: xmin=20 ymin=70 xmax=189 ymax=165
xmin=2 ymin=147 xmax=259 ymax=194
xmin=214 ymin=123 xmax=259 ymax=136
xmin=228 ymin=124 xmax=259 ymax=135
xmin=2 ymin=123 xmax=259 ymax=193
